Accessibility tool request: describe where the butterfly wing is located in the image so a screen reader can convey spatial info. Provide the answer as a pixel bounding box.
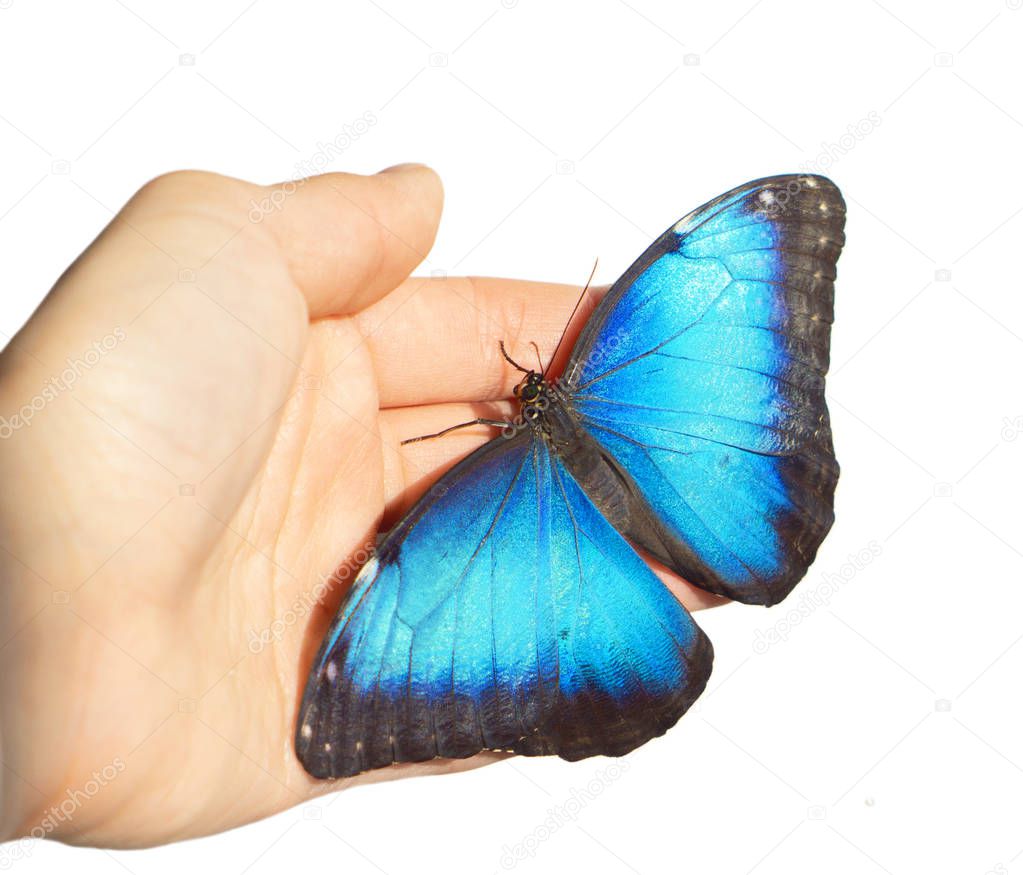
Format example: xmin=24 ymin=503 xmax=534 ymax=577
xmin=564 ymin=175 xmax=844 ymax=606
xmin=296 ymin=432 xmax=712 ymax=779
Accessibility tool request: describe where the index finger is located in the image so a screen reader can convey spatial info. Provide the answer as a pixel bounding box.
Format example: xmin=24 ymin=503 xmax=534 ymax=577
xmin=352 ymin=276 xmax=606 ymax=408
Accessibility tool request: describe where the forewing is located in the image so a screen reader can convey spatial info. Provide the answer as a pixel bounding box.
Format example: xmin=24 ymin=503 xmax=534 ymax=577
xmin=565 ymin=175 xmax=844 ymax=605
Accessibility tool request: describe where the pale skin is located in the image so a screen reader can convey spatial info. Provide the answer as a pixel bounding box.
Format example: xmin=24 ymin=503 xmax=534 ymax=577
xmin=0 ymin=165 xmax=726 ymax=849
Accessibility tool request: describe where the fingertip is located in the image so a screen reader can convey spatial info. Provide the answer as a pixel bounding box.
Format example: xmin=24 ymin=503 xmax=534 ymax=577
xmin=377 ymin=161 xmax=435 ymax=178
xmin=375 ymin=162 xmax=444 ymax=225
xmin=265 ymin=165 xmax=445 ymax=319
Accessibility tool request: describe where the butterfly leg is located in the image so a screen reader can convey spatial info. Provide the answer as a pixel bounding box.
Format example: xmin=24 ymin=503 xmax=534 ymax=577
xmin=400 ymin=418 xmax=510 ymax=445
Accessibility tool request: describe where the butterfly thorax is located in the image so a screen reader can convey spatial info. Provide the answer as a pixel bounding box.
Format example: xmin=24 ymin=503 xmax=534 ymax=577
xmin=511 ymin=369 xmax=641 ymax=545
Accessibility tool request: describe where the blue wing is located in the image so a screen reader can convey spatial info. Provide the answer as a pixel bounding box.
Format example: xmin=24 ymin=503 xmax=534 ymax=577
xmin=564 ymin=175 xmax=844 ymax=605
xmin=296 ymin=432 xmax=712 ymax=779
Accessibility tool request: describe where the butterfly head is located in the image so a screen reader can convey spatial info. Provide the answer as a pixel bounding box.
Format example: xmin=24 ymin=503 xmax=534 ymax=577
xmin=513 ymin=371 xmax=551 ymax=426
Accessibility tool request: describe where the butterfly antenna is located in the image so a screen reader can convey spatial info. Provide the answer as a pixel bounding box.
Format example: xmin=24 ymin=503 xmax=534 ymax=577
xmin=530 ymin=341 xmax=543 ymax=372
xmin=499 ymin=340 xmax=530 ymax=374
xmin=544 ymin=258 xmax=599 ymax=378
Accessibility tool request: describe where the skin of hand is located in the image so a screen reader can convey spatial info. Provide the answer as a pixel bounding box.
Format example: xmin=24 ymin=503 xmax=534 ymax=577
xmin=0 ymin=165 xmax=726 ymax=849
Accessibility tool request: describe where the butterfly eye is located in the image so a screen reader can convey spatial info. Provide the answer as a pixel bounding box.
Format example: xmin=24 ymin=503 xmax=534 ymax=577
xmin=521 ymin=385 xmax=540 ymax=402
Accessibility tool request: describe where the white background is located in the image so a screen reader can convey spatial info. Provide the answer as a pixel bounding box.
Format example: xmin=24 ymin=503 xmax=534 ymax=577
xmin=2 ymin=1 xmax=1022 ymax=873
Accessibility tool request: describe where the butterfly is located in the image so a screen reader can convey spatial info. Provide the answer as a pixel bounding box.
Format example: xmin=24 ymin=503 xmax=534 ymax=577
xmin=296 ymin=174 xmax=845 ymax=779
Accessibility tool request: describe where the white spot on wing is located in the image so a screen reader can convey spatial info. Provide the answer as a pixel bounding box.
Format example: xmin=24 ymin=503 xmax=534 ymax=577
xmin=326 ymin=661 xmax=338 ymax=682
xmin=300 ymin=723 xmax=312 ymax=739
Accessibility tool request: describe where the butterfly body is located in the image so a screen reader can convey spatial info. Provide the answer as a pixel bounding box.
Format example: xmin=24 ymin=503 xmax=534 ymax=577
xmin=297 ymin=175 xmax=845 ymax=779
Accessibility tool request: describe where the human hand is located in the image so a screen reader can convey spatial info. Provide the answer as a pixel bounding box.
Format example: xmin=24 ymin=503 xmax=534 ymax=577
xmin=0 ymin=165 xmax=723 ymax=849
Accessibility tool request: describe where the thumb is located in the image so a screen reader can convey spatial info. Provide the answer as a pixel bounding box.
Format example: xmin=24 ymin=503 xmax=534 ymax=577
xmin=259 ymin=163 xmax=444 ymax=319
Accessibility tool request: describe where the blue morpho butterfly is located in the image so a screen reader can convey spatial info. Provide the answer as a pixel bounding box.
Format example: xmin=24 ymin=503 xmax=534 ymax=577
xmin=296 ymin=174 xmax=845 ymax=779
